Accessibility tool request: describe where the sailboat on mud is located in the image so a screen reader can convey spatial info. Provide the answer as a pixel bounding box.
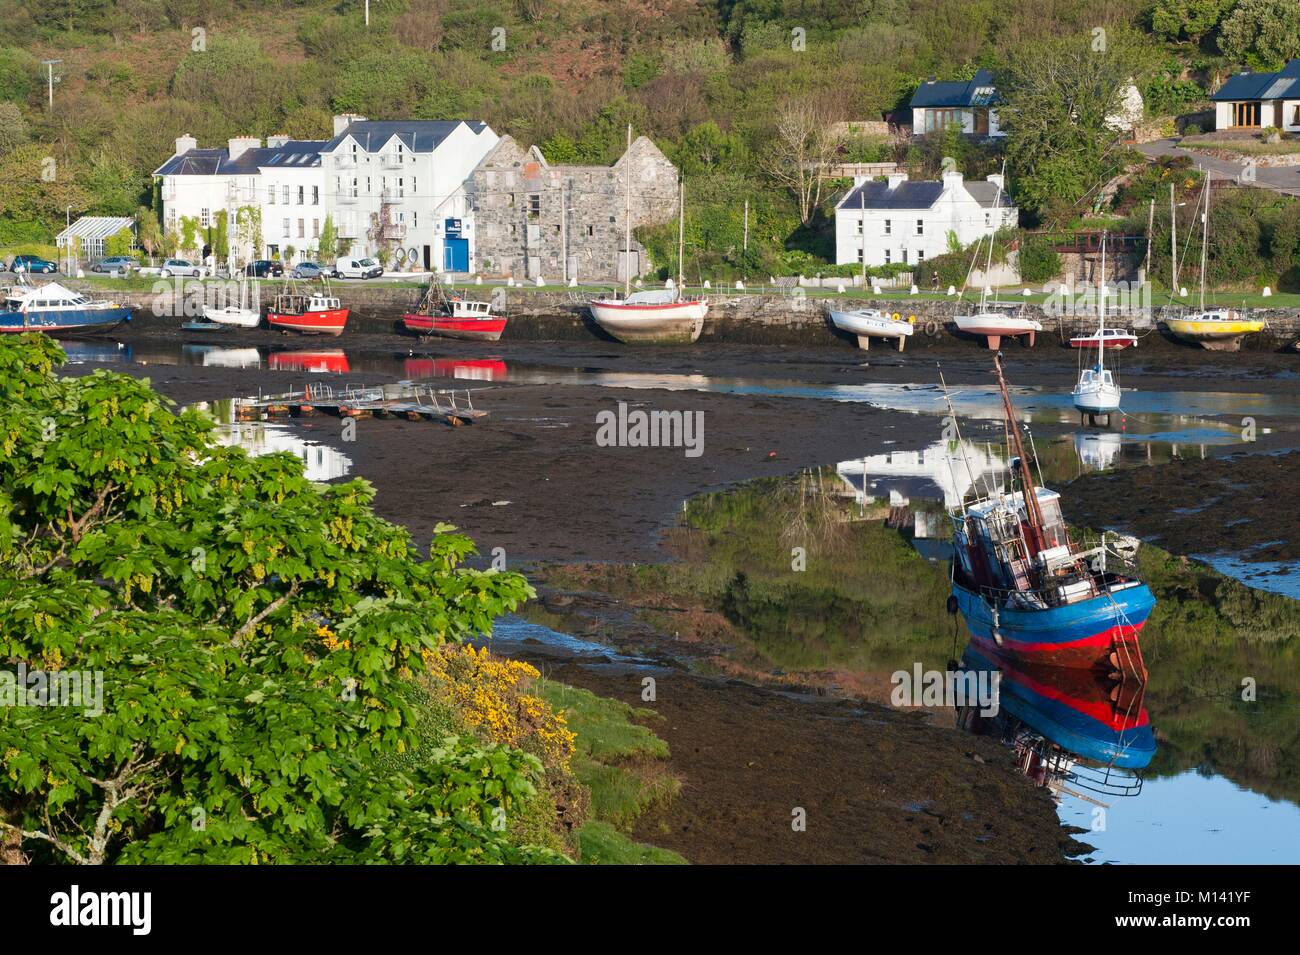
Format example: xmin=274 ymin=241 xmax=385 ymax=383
xmin=588 ymin=126 xmax=708 ymax=344
xmin=944 ymin=354 xmax=1155 ymax=675
xmin=1071 ymin=233 xmax=1124 ymax=424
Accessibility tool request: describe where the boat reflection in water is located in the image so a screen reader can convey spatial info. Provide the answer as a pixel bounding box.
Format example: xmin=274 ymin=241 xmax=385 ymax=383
xmin=266 ymin=350 xmax=351 ymax=374
xmin=956 ymin=642 xmax=1154 ymax=802
xmin=403 ymin=357 xmax=508 ymax=382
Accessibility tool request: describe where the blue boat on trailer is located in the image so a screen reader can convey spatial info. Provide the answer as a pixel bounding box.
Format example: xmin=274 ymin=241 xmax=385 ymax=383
xmin=945 ymin=354 xmax=1155 ymax=676
xmin=0 ymin=281 xmax=132 ymax=334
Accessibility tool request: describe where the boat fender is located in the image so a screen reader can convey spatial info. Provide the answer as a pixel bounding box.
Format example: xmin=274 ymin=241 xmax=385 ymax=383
xmin=945 ymin=595 xmax=959 ymax=615
xmin=923 ymin=319 xmax=941 ymax=337
xmin=907 ymin=314 xmax=916 ymax=324
xmin=891 ymin=312 xmax=901 ymax=321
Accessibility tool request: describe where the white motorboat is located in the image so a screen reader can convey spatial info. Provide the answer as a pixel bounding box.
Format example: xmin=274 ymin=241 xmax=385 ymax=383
xmin=828 ymin=308 xmax=914 ymax=351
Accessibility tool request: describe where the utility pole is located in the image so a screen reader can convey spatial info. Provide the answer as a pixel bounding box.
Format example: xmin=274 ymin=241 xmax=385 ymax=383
xmin=677 ymin=175 xmax=685 ymax=291
xmin=364 ymin=0 xmax=370 ymax=26
xmin=623 ymin=124 xmax=632 ymax=298
xmin=41 ymin=59 xmax=60 ymax=110
xmin=743 ymin=199 xmax=749 ymax=253
xmin=1144 ymin=198 xmax=1154 ymax=279
xmin=560 ymin=178 xmax=567 ymax=285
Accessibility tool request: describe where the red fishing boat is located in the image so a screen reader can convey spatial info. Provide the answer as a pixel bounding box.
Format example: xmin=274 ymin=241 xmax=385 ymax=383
xmin=267 ymin=280 xmax=348 ymax=337
xmin=402 ymin=280 xmax=505 ymax=341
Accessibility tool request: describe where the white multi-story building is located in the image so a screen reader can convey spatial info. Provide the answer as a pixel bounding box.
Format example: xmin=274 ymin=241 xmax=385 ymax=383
xmin=319 ymin=114 xmax=499 ymax=272
xmin=834 ymin=171 xmax=1018 ymax=269
xmin=153 ymin=115 xmax=500 ymax=271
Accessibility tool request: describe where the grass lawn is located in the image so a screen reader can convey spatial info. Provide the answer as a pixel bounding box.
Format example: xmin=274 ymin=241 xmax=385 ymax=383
xmin=538 ymin=679 xmax=686 ymax=865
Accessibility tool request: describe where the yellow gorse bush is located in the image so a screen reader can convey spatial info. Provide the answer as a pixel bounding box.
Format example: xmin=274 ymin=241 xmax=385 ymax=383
xmin=422 ymin=644 xmax=575 ymax=771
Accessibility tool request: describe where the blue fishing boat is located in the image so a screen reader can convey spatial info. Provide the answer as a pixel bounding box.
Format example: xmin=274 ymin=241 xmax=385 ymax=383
xmin=959 ymin=643 xmax=1156 ymax=772
xmin=945 ymin=354 xmax=1155 ymax=675
xmin=0 ymin=281 xmax=132 ymax=334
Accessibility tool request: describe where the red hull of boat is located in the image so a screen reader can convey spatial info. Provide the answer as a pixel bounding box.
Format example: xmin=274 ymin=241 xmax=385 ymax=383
xmin=1069 ymin=337 xmax=1137 ymax=350
xmin=268 ymin=308 xmax=349 ymax=337
xmin=402 ymin=314 xmax=506 ymax=342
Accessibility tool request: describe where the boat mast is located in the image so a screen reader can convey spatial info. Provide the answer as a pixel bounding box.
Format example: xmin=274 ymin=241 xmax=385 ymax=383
xmin=677 ymin=173 xmax=685 ymax=295
xmin=993 ymin=353 xmax=1046 ymax=556
xmin=980 ymin=160 xmax=1005 ymax=311
xmin=1098 ymin=231 xmax=1106 ymax=372
xmin=623 ymin=124 xmax=632 ymax=300
xmin=1199 ymin=173 xmax=1210 ymax=313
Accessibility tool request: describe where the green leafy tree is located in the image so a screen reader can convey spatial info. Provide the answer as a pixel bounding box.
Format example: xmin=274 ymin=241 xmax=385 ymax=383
xmin=1000 ymin=30 xmax=1147 ymax=223
xmin=1218 ymin=0 xmax=1300 ymax=71
xmin=1150 ymin=0 xmax=1236 ymax=43
xmin=0 ymin=336 xmax=562 ymax=864
xmin=319 ymin=214 xmax=338 ymax=266
xmin=0 ymin=102 xmax=27 ymax=159
xmin=135 ymin=206 xmax=163 ymax=261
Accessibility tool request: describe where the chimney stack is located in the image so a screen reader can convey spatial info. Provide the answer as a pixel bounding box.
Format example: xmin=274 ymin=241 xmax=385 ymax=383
xmin=333 ymin=113 xmax=367 ymax=136
xmin=174 ymin=134 xmax=197 ymax=156
xmin=227 ymin=136 xmax=262 ymax=161
xmin=887 ymin=171 xmax=908 ymax=190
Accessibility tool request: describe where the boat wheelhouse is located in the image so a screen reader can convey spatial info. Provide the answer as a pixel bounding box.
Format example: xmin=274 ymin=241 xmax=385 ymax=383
xmin=0 ymin=281 xmax=132 ymax=334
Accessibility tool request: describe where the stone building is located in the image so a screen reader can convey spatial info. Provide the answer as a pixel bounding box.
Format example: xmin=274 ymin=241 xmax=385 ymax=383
xmin=468 ymin=135 xmax=679 ymax=283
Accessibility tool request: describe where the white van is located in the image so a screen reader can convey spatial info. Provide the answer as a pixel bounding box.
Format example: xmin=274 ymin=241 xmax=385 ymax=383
xmin=334 ymin=256 xmax=383 ymax=279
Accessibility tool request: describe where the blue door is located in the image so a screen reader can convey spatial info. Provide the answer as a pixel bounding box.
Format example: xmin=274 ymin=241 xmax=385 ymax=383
xmin=443 ymin=238 xmax=469 ymax=272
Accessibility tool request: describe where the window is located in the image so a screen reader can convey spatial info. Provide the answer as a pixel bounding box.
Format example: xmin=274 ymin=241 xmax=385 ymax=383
xmin=856 ymin=218 xmax=863 ymax=234
xmin=985 ymin=212 xmax=991 ymax=228
xmin=884 ymin=249 xmax=892 ymax=264
xmin=200 ymin=207 xmax=210 ymax=227
xmin=916 ymin=219 xmax=924 ymax=236
xmin=925 ymin=108 xmax=962 ymax=133
xmin=297 ymin=219 xmax=305 ymax=238
xmin=917 ymin=249 xmax=925 ymax=262
xmin=884 ymin=219 xmax=891 ymax=235
xmin=1233 ymin=101 xmax=1261 ymax=127
xmin=397 ymin=178 xmax=405 ymax=198
xmin=411 ymin=211 xmax=417 ymax=228
xmin=282 ymin=218 xmax=290 ymax=238
xmin=587 ymin=225 xmax=594 ymax=237
xmin=282 ymin=186 xmax=289 ymax=204
xmin=312 ymin=219 xmax=319 ymax=238
xmin=528 ymin=194 xmax=541 ymax=219
xmin=312 ymin=186 xmax=319 ymax=205
xmin=297 ymin=186 xmax=304 ymax=204
xmin=412 ymin=176 xmax=417 ymax=196
xmin=365 ymin=177 xmax=372 ymax=194
xmin=268 ymin=185 xmax=276 ymax=204
xmin=902 ymin=249 xmax=908 ymax=264
xmin=856 ymin=249 xmax=864 ymax=263
xmin=350 ymin=177 xmax=358 ymax=198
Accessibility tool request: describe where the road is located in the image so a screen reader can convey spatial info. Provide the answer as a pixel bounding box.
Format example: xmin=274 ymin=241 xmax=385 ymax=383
xmin=1138 ymin=139 xmax=1300 ymax=197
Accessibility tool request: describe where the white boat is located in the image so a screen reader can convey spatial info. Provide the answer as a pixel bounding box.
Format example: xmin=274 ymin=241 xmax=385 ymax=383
xmin=828 ymin=308 xmax=914 ymax=351
xmin=954 ymin=304 xmax=1042 ymax=349
xmin=953 ymin=167 xmax=1042 ymax=349
xmin=588 ymin=125 xmax=707 ymax=345
xmin=1071 ymin=235 xmax=1123 ymax=420
xmin=202 ymin=304 xmax=262 ymax=328
xmin=589 ymin=290 xmax=708 ymax=343
xmin=203 ymin=281 xmax=261 ymax=328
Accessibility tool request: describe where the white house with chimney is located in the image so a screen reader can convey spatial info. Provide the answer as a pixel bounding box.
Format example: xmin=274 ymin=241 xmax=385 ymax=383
xmin=834 ymin=170 xmax=1018 ymax=268
xmin=153 ymin=115 xmax=499 ymax=271
xmin=318 ymin=113 xmax=499 ymax=272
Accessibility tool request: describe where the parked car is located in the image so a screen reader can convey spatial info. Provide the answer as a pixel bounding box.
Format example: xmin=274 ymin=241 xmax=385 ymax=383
xmin=159 ymin=258 xmax=206 ymax=277
xmin=290 ymin=261 xmax=330 ymax=279
xmin=244 ymin=259 xmax=285 ymax=278
xmin=90 ymin=255 xmax=139 ymax=273
xmin=334 ymin=256 xmax=383 ymax=279
xmin=8 ymin=255 xmax=58 ymax=274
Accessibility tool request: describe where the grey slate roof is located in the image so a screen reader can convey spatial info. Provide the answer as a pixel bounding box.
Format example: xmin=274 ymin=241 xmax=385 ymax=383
xmin=1212 ymin=59 xmax=1300 ymax=101
xmin=155 ymin=140 xmax=324 ymax=176
xmin=322 ymin=119 xmax=489 ymax=153
xmin=964 ymin=181 xmax=1008 ymax=208
xmin=909 ymin=69 xmax=998 ymax=109
xmin=839 ymin=180 xmax=945 ymax=211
